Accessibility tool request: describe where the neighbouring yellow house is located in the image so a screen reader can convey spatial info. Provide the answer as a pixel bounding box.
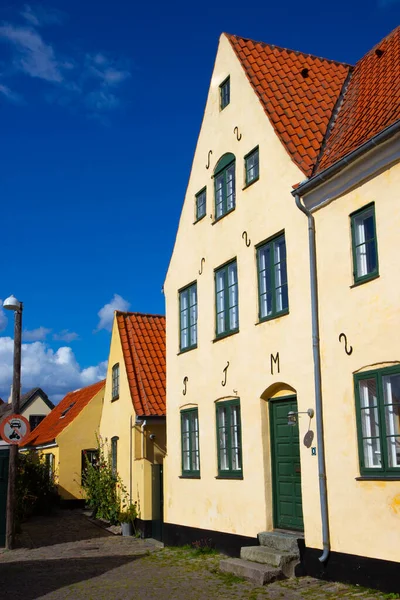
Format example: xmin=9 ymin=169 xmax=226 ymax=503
xmin=0 ymin=387 xmax=54 ymax=432
xmin=21 ymin=380 xmax=105 ymax=503
xmin=99 ymin=311 xmax=166 ymax=541
xmin=164 ymin=25 xmax=400 ymax=594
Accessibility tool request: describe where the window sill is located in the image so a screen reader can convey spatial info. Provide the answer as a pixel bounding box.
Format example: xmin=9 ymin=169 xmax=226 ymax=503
xmin=193 ymin=215 xmax=206 ymax=224
xmin=213 ymin=329 xmax=239 ymax=343
xmin=215 ymin=474 xmax=243 ymax=480
xmin=111 ymin=396 xmax=119 ymax=402
xmin=212 ymin=207 xmax=235 ymax=225
xmin=177 ymin=345 xmax=197 ymax=356
xmin=179 ymin=475 xmax=201 ymax=479
xmin=256 ymin=309 xmax=289 ymax=325
xmin=356 ymin=476 xmax=400 ymax=481
xmin=350 ymin=273 xmax=379 ymax=288
xmin=242 ymin=177 xmax=259 ymax=191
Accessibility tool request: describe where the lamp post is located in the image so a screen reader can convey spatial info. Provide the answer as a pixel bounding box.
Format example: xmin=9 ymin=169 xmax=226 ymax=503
xmin=3 ymin=295 xmax=23 ymax=550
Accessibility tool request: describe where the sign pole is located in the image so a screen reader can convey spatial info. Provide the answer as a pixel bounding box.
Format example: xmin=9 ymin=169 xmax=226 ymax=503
xmin=6 ymin=304 xmax=22 ymax=550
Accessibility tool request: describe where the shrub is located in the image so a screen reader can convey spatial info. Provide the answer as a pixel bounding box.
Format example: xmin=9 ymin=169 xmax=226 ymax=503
xmin=81 ymin=439 xmax=126 ymax=525
xmin=16 ymin=450 xmax=58 ymax=525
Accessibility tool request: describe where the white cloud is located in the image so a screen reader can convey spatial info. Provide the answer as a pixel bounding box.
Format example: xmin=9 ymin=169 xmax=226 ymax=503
xmin=0 ymin=23 xmax=64 ymax=82
xmin=0 ymin=302 xmax=8 ymax=332
xmin=0 ymin=12 xmax=131 ymax=119
xmin=53 ymin=329 xmax=79 ymax=342
xmin=0 ymin=336 xmax=106 ymax=403
xmin=23 ymin=326 xmax=51 ymax=341
xmin=20 ymin=5 xmax=65 ymax=27
xmin=0 ymin=82 xmax=24 ymax=104
xmin=96 ymin=294 xmax=130 ymax=332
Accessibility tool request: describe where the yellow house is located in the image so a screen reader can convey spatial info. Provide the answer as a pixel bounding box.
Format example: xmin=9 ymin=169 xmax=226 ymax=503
xmin=99 ymin=311 xmax=166 ymax=541
xmin=21 ymin=380 xmax=105 ymax=503
xmin=292 ymin=25 xmax=400 ymax=594
xmin=164 ymin=26 xmax=400 ymax=593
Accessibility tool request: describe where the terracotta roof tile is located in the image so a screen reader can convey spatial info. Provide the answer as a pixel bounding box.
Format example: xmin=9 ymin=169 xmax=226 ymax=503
xmin=315 ymin=26 xmax=400 ymax=173
xmin=226 ymin=33 xmax=351 ymax=177
xmin=116 ymin=312 xmax=166 ymax=417
xmin=22 ymin=380 xmax=105 ymax=447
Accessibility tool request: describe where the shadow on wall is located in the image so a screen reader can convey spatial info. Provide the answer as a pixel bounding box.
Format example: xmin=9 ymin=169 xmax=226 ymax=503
xmin=0 ymin=556 xmax=140 ymax=600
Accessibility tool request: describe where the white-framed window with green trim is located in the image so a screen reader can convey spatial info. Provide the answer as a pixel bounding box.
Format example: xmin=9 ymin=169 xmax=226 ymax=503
xmin=257 ymin=233 xmax=288 ymax=321
xmin=214 ymin=153 xmax=236 ymax=220
xmin=179 ymin=282 xmax=197 ymax=351
xmin=195 ymin=188 xmax=206 ymax=221
xmin=355 ymin=365 xmax=400 ymax=477
xmin=351 ymin=203 xmax=379 ymax=284
xmin=215 ymin=259 xmax=239 ymax=338
xmin=112 ymin=363 xmax=119 ymax=400
xmin=245 ymin=146 xmax=259 ymax=186
xmin=181 ymin=408 xmax=200 ymax=477
xmin=216 ymin=399 xmax=243 ymax=478
xmin=219 ymin=76 xmax=230 ymax=110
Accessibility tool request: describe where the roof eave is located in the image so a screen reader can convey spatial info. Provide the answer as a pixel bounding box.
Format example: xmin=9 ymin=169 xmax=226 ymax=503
xmin=292 ymin=119 xmax=400 ymax=197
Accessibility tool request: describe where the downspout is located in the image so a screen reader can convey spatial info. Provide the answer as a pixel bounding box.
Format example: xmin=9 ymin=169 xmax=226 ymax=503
xmin=141 ymin=420 xmax=147 ymax=459
xmin=295 ymin=193 xmax=330 ymax=563
xmin=130 ymin=415 xmax=133 ymax=503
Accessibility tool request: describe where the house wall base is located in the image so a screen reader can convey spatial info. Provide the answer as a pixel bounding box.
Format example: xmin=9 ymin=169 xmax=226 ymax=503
xmin=163 ymin=522 xmax=258 ymax=556
xmin=303 ymin=547 xmax=400 ymax=595
xmin=136 ymin=518 xmax=153 ymax=539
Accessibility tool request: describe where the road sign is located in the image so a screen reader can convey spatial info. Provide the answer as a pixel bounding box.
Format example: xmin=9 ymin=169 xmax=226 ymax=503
xmin=0 ymin=414 xmax=30 ymax=445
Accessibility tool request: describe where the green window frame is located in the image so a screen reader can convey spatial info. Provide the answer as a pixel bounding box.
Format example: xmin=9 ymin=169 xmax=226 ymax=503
xmin=179 ymin=282 xmax=197 ymax=351
xmin=215 ymin=260 xmax=239 ymax=338
xmin=181 ymin=408 xmax=200 ymax=477
xmin=195 ymin=188 xmax=206 ymax=221
xmin=355 ymin=365 xmax=400 ymax=477
xmin=216 ymin=400 xmax=243 ymax=478
xmin=111 ymin=436 xmax=118 ymax=478
xmin=257 ymin=233 xmax=288 ymax=321
xmin=245 ymin=146 xmax=259 ymax=186
xmin=219 ymin=76 xmax=230 ymax=110
xmin=214 ymin=153 xmax=235 ymax=220
xmin=112 ymin=363 xmax=119 ymax=400
xmin=351 ymin=204 xmax=379 ymax=284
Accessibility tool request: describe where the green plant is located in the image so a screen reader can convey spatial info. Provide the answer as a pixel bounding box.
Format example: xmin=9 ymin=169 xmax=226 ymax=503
xmin=119 ymin=501 xmax=138 ymax=524
xmin=16 ymin=450 xmax=58 ymax=526
xmin=191 ymin=538 xmax=217 ymax=556
xmin=81 ymin=438 xmax=126 ymax=525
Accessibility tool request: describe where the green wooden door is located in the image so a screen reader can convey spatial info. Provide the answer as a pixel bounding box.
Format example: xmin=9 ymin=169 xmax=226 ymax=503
xmin=0 ymin=449 xmax=9 ymax=547
xmin=270 ymin=397 xmax=304 ymax=531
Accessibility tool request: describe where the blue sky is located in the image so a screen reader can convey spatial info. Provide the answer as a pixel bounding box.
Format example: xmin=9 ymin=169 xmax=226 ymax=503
xmin=0 ymin=0 xmax=399 ymax=401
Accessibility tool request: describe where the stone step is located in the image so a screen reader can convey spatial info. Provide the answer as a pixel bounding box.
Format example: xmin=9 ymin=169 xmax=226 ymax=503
xmin=258 ymin=530 xmax=302 ymax=554
xmin=241 ymin=546 xmax=299 ymax=576
xmin=219 ymin=557 xmax=283 ymax=586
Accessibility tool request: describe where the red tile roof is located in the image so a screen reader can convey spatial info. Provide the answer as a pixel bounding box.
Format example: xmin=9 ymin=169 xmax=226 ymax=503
xmin=226 ymin=33 xmax=351 ymax=177
xmin=116 ymin=312 xmax=166 ymax=417
xmin=315 ymin=26 xmax=400 ymax=173
xmin=22 ymin=380 xmax=105 ymax=447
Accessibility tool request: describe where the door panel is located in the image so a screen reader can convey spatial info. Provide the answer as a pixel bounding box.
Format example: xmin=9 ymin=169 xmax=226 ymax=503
xmin=270 ymin=397 xmax=304 ymax=531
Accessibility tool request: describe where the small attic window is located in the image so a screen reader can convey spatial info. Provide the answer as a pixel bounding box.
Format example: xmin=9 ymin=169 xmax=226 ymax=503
xmin=220 ymin=77 xmax=230 ymax=110
xmin=375 ymin=48 xmax=384 ymax=58
xmin=301 ymin=68 xmax=309 ymax=78
xmin=60 ymin=402 xmax=75 ymax=419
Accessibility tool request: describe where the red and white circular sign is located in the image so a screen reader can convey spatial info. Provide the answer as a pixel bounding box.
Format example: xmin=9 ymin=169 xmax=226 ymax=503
xmin=0 ymin=414 xmax=30 ymax=445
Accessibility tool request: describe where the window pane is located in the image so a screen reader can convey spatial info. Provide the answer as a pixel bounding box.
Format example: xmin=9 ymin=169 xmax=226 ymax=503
xmin=258 ymin=245 xmax=273 ymax=318
xmin=217 ymin=406 xmax=229 ymax=470
xmin=196 ymin=190 xmax=206 ymax=220
xmin=383 ymin=374 xmax=400 ymax=468
xmin=246 ymin=149 xmax=259 ymax=183
xmin=274 ymin=237 xmax=288 ymax=312
xmin=226 ymin=164 xmax=235 ymax=211
xmin=230 ymin=405 xmax=242 ymax=471
xmin=354 ymin=208 xmax=377 ymax=278
xmin=215 ymin=174 xmax=224 ymax=218
xmin=191 ymin=412 xmax=200 ymax=471
xmin=359 ymin=378 xmax=382 ymax=468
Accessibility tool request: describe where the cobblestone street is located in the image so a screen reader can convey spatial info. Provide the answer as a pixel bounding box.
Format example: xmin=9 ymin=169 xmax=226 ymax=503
xmin=0 ymin=510 xmax=396 ymax=600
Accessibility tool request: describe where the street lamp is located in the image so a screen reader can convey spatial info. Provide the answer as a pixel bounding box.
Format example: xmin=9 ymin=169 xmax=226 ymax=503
xmin=3 ymin=295 xmax=23 ymax=550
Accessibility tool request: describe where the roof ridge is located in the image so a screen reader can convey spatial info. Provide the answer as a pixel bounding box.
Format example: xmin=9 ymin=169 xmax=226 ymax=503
xmin=67 ymin=379 xmax=106 ymax=397
xmin=115 ymin=310 xmax=165 ymax=319
xmin=224 ymin=32 xmax=353 ymax=68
